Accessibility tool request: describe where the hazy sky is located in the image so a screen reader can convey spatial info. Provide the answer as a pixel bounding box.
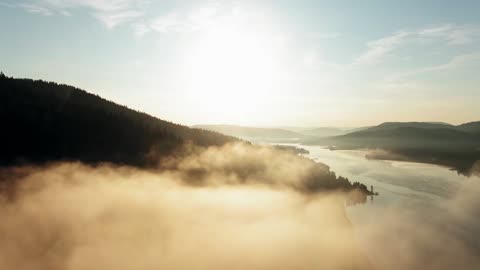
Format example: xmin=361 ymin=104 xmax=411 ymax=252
xmin=1 ymin=0 xmax=479 ymax=127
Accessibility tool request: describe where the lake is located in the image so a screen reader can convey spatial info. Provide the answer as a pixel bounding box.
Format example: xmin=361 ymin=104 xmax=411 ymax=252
xmin=301 ymin=145 xmax=480 ymax=270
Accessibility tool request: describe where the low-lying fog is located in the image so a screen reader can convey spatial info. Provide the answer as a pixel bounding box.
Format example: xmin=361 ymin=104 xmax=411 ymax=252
xmin=1 ymin=142 xmax=479 ymax=270
xmin=303 ymin=145 xmax=480 ymax=270
xmin=0 ymin=143 xmax=369 ymax=270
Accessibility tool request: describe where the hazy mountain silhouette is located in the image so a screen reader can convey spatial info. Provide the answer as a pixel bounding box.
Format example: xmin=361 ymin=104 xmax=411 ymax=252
xmin=194 ymin=125 xmax=373 ymax=141
xmin=297 ymin=126 xmax=371 ymax=137
xmin=0 ymin=74 xmax=375 ymax=197
xmin=305 ymin=122 xmax=480 ymax=175
xmin=0 ymin=75 xmax=235 ymax=167
xmin=193 ymin=124 xmax=306 ymax=142
xmin=457 ymin=121 xmax=480 ymax=134
xmin=364 ymin=122 xmax=456 ymax=131
xmin=298 ymin=127 xmax=347 ymax=137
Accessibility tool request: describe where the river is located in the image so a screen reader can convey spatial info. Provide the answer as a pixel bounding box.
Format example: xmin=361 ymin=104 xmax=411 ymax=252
xmin=300 ymin=145 xmax=480 ymax=270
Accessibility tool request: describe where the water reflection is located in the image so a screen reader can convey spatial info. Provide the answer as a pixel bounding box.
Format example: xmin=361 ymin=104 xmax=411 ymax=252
xmin=300 ymin=145 xmax=480 ymax=270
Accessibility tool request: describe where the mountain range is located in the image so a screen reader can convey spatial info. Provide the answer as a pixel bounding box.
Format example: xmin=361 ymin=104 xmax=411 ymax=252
xmin=193 ymin=125 xmax=369 ymax=142
xmin=305 ymin=122 xmax=480 ymax=175
xmin=0 ymin=75 xmax=235 ymax=167
xmin=196 ymin=121 xmax=480 ymax=175
xmin=0 ymin=74 xmax=376 ymax=196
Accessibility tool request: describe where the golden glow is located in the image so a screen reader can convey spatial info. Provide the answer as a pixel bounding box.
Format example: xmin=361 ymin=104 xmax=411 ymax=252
xmin=185 ymin=22 xmax=279 ymax=121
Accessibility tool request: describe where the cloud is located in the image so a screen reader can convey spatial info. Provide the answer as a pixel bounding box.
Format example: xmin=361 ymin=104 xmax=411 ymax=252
xmin=132 ymin=22 xmax=149 ymax=36
xmin=418 ymin=24 xmax=480 ymax=45
xmin=384 ymin=52 xmax=480 ymax=84
xmin=19 ymin=3 xmax=54 ymax=15
xmin=9 ymin=1 xmax=255 ymax=35
xmin=130 ymin=3 xmax=225 ymax=36
xmin=355 ymin=24 xmax=480 ymax=65
xmin=147 ymin=3 xmax=247 ymax=34
xmin=149 ymin=12 xmax=190 ymax=33
xmin=94 ymin=9 xmax=143 ymax=29
xmin=355 ymin=31 xmax=410 ymax=65
xmin=11 ymin=0 xmax=146 ymax=28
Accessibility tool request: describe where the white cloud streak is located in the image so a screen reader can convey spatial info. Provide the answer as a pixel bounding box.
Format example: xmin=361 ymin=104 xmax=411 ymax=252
xmin=19 ymin=3 xmax=54 ymax=15
xmin=385 ymin=52 xmax=480 ymax=83
xmin=12 ymin=0 xmax=146 ymax=28
xmin=355 ymin=24 xmax=480 ymax=65
xmin=10 ymin=0 xmax=241 ymax=34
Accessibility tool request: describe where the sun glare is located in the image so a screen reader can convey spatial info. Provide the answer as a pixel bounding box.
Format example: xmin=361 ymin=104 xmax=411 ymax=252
xmin=185 ymin=22 xmax=279 ymax=121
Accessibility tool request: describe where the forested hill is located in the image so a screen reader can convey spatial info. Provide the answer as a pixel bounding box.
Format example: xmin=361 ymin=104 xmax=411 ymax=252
xmin=0 ymin=74 xmax=235 ymax=167
xmin=304 ymin=121 xmax=480 ymax=175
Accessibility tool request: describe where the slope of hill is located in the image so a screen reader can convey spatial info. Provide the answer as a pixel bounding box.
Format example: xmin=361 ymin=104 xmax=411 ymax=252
xmin=193 ymin=124 xmax=305 ymax=142
xmin=457 ymin=121 xmax=480 ymax=134
xmin=304 ymin=122 xmax=480 ymax=175
xmin=299 ymin=127 xmax=347 ymax=137
xmin=0 ymin=74 xmax=375 ymax=199
xmin=0 ymin=75 xmax=235 ymax=167
xmin=338 ymin=126 xmax=475 ymax=147
xmin=364 ymin=122 xmax=455 ymax=132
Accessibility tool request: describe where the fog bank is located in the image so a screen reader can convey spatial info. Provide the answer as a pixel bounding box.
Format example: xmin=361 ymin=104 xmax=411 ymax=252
xmin=2 ymin=142 xmax=479 ymax=270
xmin=0 ymin=162 xmax=370 ymax=270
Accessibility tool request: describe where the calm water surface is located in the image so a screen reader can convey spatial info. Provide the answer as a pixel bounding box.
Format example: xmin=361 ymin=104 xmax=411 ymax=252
xmin=301 ymin=145 xmax=480 ymax=269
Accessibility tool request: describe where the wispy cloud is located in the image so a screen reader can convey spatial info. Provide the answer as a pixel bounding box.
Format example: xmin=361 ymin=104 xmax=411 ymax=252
xmin=8 ymin=0 xmax=236 ymax=34
xmin=94 ymin=9 xmax=142 ymax=29
xmin=385 ymin=52 xmax=480 ymax=83
xmin=147 ymin=3 xmax=230 ymax=34
xmin=9 ymin=0 xmax=146 ymax=28
xmin=0 ymin=1 xmax=16 ymax=8
xmin=418 ymin=24 xmax=480 ymax=45
xmin=355 ymin=31 xmax=410 ymax=65
xmin=355 ymin=24 xmax=480 ymax=65
xmin=19 ymin=3 xmax=54 ymax=16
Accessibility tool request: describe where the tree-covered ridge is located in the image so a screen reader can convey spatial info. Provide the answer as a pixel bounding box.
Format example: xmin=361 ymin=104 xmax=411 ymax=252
xmin=0 ymin=74 xmax=374 ymax=198
xmin=0 ymin=74 xmax=235 ymax=167
xmin=305 ymin=121 xmax=480 ymax=175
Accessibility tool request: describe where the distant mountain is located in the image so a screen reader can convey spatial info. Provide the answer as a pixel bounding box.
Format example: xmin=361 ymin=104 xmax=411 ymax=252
xmin=272 ymin=126 xmax=313 ymax=133
xmin=0 ymin=74 xmax=376 ymax=198
xmin=194 ymin=125 xmax=372 ymax=141
xmin=299 ymin=127 xmax=347 ymax=137
xmin=344 ymin=126 xmax=371 ymax=133
xmin=297 ymin=126 xmax=371 ymax=137
xmin=0 ymin=75 xmax=235 ymax=167
xmin=365 ymin=122 xmax=455 ymax=131
xmin=308 ymin=121 xmax=479 ymax=146
xmin=304 ymin=121 xmax=480 ymax=175
xmin=457 ymin=121 xmax=480 ymax=134
xmin=193 ymin=125 xmax=306 ymax=142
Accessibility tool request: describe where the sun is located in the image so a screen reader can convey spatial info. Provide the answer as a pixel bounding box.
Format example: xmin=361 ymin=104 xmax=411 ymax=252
xmin=184 ymin=22 xmax=279 ymax=122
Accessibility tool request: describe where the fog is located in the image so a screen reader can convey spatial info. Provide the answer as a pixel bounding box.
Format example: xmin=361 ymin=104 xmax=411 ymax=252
xmin=156 ymin=142 xmax=337 ymax=192
xmin=364 ymin=149 xmax=409 ymax=162
xmin=1 ymin=143 xmax=479 ymax=269
xmin=353 ymin=175 xmax=480 ymax=270
xmin=305 ymin=145 xmax=480 ymax=270
xmin=470 ymin=160 xmax=480 ymax=176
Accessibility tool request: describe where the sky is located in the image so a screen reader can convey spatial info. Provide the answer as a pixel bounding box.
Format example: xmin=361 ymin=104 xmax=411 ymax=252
xmin=1 ymin=0 xmax=479 ymax=127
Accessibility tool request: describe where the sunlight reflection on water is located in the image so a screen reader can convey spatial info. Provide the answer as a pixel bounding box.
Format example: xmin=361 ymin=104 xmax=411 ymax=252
xmin=300 ymin=145 xmax=480 ymax=270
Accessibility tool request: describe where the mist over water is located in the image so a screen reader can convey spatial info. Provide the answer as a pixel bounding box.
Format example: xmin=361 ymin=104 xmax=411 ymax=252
xmin=1 ymin=142 xmax=479 ymax=270
xmin=0 ymin=143 xmax=371 ymax=270
xmin=303 ymin=145 xmax=480 ymax=270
